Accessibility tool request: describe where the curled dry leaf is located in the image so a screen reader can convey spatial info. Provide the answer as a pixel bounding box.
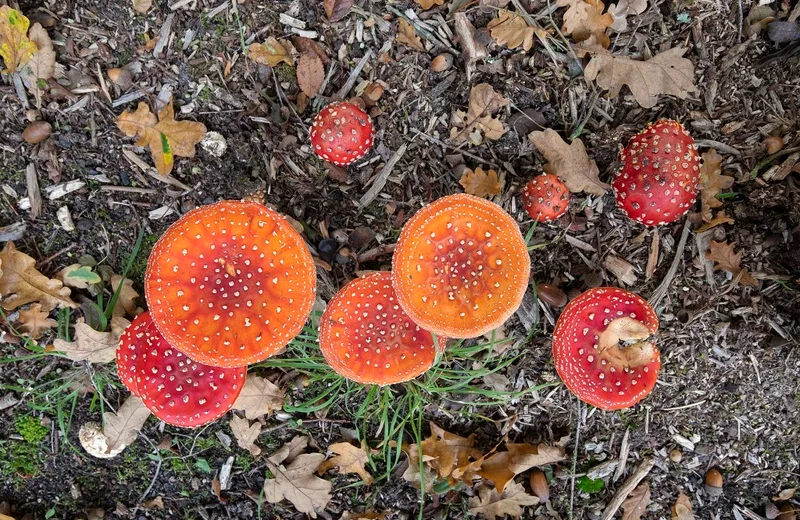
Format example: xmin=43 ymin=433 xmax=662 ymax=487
xmin=621 ymin=482 xmax=651 ymax=520
xmin=487 ymin=10 xmax=544 ymax=52
xmin=297 ymin=51 xmax=325 ymax=98
xmin=396 ymin=18 xmax=425 ymax=51
xmin=528 ymin=129 xmax=609 ymax=195
xmin=671 ymin=492 xmax=695 ymax=520
xmin=403 ymin=422 xmax=484 ymax=488
xmin=478 ymin=443 xmax=566 ymax=492
xmin=459 ymin=167 xmax=504 ymax=198
xmin=698 ymin=149 xmax=734 ymax=222
xmin=247 ymin=37 xmax=295 ymax=67
xmin=584 ymin=47 xmax=696 ymax=109
xmin=450 ymin=83 xmax=509 ymax=145
xmin=557 ymin=0 xmax=614 ymax=47
xmin=0 ymin=242 xmax=77 ymax=312
xmin=16 ymin=303 xmax=57 ymax=339
xmin=52 ymin=317 xmax=130 ymax=363
xmin=608 ymin=0 xmax=647 ymax=32
xmin=706 ymin=241 xmax=758 ymax=287
xmin=324 ymin=0 xmax=354 ymax=22
xmin=264 ymin=454 xmax=333 ymax=518
xmin=318 ymin=442 xmax=374 ymax=485
xmin=230 ymin=415 xmax=262 ymax=456
xmin=0 ymin=6 xmax=37 ymax=73
xmin=468 ymin=481 xmax=539 ymax=520
xmin=231 ymin=375 xmax=285 ymax=420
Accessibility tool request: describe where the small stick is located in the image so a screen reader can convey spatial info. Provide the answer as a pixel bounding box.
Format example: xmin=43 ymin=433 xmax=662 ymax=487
xmin=335 ymin=50 xmax=373 ymax=100
xmin=357 ymin=243 xmax=396 ymax=263
xmin=648 ymin=219 xmax=691 ymax=310
xmin=25 ymin=164 xmax=42 ymax=218
xmin=100 ymin=185 xmax=159 ymax=195
xmin=359 ymin=144 xmax=408 ymax=208
xmin=600 ymin=458 xmax=655 ymax=520
xmin=568 ymin=401 xmax=583 ymax=520
xmin=410 ymin=128 xmax=500 ymax=168
xmin=613 ymin=428 xmax=630 ymax=482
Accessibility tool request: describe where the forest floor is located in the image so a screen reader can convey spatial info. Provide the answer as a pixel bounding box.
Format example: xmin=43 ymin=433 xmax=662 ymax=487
xmin=0 ymin=0 xmax=799 ymax=519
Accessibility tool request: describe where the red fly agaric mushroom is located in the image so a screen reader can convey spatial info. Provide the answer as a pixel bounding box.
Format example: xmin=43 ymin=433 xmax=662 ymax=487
xmin=392 ymin=193 xmax=531 ymax=338
xmin=309 ymin=101 xmax=374 ymax=167
xmin=552 ymin=287 xmax=660 ymax=410
xmin=613 ymin=119 xmax=701 ymax=226
xmin=521 ymin=174 xmax=570 ymax=222
xmin=145 ymin=200 xmax=317 ymax=368
xmin=117 ymin=317 xmax=144 ymax=397
xmin=118 ymin=312 xmax=246 ymax=428
xmin=318 ymin=272 xmax=437 ymax=385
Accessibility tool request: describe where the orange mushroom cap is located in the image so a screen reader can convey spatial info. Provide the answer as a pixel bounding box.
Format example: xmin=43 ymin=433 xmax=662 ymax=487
xmin=145 ymin=200 xmax=317 ymax=368
xmin=392 ymin=194 xmax=531 ymax=338
xmin=318 ymin=272 xmax=437 ymax=385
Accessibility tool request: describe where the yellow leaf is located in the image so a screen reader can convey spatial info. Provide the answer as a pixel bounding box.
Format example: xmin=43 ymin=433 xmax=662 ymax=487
xmin=584 ymin=46 xmax=696 ymax=109
xmin=116 ymin=100 xmax=207 ymax=175
xmin=396 ymin=19 xmax=425 ymax=51
xmin=51 ymin=317 xmax=130 ymax=364
xmin=558 ymin=0 xmax=614 ymax=46
xmin=318 ymin=442 xmax=375 ymax=485
xmin=528 ymin=129 xmax=609 ymax=195
xmin=459 ymin=167 xmax=504 ymax=197
xmin=0 ymin=6 xmax=37 ymax=74
xmin=450 ymin=83 xmax=509 ymax=145
xmin=247 ymin=37 xmax=295 ymax=67
xmin=698 ymin=149 xmax=734 ymax=222
xmin=230 ymin=415 xmax=262 ymax=456
xmin=231 ymin=375 xmax=285 ymax=420
xmin=414 ymin=0 xmax=445 ymax=10
xmin=621 ymin=483 xmax=651 ymax=520
xmin=468 ymin=481 xmax=539 ymax=520
xmin=0 ymin=242 xmax=77 ymax=312
xmin=705 ymin=241 xmax=758 ymax=287
xmin=478 ymin=443 xmax=566 ymax=492
xmin=487 ymin=10 xmax=544 ymax=52
xmin=16 ymin=303 xmax=57 ymax=339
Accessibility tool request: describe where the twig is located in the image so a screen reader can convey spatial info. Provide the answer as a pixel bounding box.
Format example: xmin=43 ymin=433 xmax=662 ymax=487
xmin=359 ymin=144 xmax=408 ymax=208
xmin=410 ymin=128 xmax=500 ymax=168
xmin=357 ymin=243 xmax=396 ymax=263
xmin=386 ymin=5 xmax=455 ymax=53
xmin=25 ymin=164 xmax=42 ymax=219
xmin=261 ymin=418 xmax=350 ymax=435
xmin=335 ymin=50 xmax=373 ymax=100
xmin=568 ymin=401 xmax=583 ymax=520
xmin=600 ymin=458 xmax=655 ymax=520
xmin=131 ymin=457 xmax=163 ymax=516
xmin=100 ymin=186 xmax=159 ymax=195
xmin=37 ymin=244 xmax=77 ymax=269
xmin=648 ymin=219 xmax=691 ymax=310
xmin=613 ymin=428 xmax=630 ymax=482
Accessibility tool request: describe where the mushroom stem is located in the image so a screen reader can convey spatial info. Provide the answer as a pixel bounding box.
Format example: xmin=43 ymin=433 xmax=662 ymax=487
xmin=597 ymin=317 xmax=657 ymax=369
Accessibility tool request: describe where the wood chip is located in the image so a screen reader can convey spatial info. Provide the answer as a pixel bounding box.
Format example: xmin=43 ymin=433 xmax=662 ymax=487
xmin=25 ymin=164 xmax=42 ymax=218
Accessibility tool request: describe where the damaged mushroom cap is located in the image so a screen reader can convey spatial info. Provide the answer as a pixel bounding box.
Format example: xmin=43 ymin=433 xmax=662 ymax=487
xmin=613 ymin=119 xmax=701 ymax=226
xmin=552 ymin=287 xmax=660 ymax=411
xmin=309 ymin=101 xmax=374 ymax=167
xmin=126 ymin=312 xmax=246 ymax=428
xmin=319 ymin=272 xmax=437 ymax=385
xmin=521 ymin=174 xmax=570 ymax=222
xmin=145 ymin=200 xmax=317 ymax=368
xmin=392 ymin=193 xmax=531 ymax=338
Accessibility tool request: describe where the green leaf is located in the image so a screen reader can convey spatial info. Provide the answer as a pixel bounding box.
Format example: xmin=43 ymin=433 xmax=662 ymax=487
xmin=45 ymin=508 xmax=56 ymax=519
xmin=195 ymin=458 xmax=212 ymax=473
xmin=577 ymin=476 xmax=605 ymax=494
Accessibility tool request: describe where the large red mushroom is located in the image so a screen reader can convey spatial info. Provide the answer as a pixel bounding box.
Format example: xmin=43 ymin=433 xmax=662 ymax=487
xmin=318 ymin=272 xmax=437 ymax=385
xmin=118 ymin=312 xmax=246 ymax=428
xmin=145 ymin=200 xmax=317 ymax=368
xmin=552 ymin=287 xmax=660 ymax=410
xmin=309 ymin=101 xmax=374 ymax=167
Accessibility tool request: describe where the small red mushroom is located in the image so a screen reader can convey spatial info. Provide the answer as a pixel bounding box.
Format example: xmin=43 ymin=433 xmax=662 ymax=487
xmin=613 ymin=119 xmax=701 ymax=226
xmin=552 ymin=287 xmax=660 ymax=410
xmin=521 ymin=174 xmax=570 ymax=222
xmin=119 ymin=312 xmax=246 ymax=428
xmin=309 ymin=101 xmax=374 ymax=167
xmin=319 ymin=272 xmax=437 ymax=385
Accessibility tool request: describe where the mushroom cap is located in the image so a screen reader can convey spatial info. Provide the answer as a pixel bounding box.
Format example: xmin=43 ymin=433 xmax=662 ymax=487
xmin=392 ymin=193 xmax=531 ymax=338
xmin=309 ymin=101 xmax=374 ymax=167
xmin=521 ymin=174 xmax=570 ymax=222
xmin=117 ymin=317 xmax=145 ymax=397
xmin=145 ymin=200 xmax=317 ymax=367
xmin=552 ymin=287 xmax=660 ymax=410
xmin=124 ymin=312 xmax=246 ymax=428
xmin=613 ymin=119 xmax=701 ymax=226
xmin=318 ymin=272 xmax=437 ymax=385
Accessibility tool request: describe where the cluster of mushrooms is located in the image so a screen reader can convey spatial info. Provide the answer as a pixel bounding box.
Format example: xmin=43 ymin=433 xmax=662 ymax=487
xmin=115 ymin=103 xmax=702 ymax=427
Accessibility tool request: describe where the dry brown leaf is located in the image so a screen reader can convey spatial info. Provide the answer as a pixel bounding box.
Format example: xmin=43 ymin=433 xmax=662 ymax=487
xmin=699 ymin=149 xmax=734 ymax=222
xmin=264 ymin=454 xmax=332 ymax=518
xmin=478 ymin=443 xmax=566 ymax=492
xmin=292 ymin=36 xmax=330 ymax=65
xmin=318 ymin=442 xmax=374 ymax=485
xmin=247 ymin=38 xmax=295 ymax=67
xmin=297 ymin=52 xmax=325 ymax=98
xmin=269 ymin=436 xmax=310 ymax=465
xmin=324 ymin=0 xmax=354 ymax=22
xmin=671 ymin=492 xmax=695 ymax=520
xmin=404 ymin=422 xmax=484 ymax=488
xmin=584 ymin=47 xmax=696 ymax=109
xmin=397 ymin=18 xmax=425 ymax=51
xmin=773 ymin=488 xmax=796 ymax=501
xmin=487 ymin=10 xmax=544 ymax=51
xmin=232 ymin=375 xmax=285 ymax=420
xmin=459 ymin=167 xmax=504 ymax=197
xmin=609 ymin=0 xmax=648 ymax=31
xmin=51 ymin=317 xmax=130 ymax=364
xmin=622 ymin=483 xmax=651 ymax=520
xmin=0 ymin=242 xmax=77 ymax=312
xmin=706 ymin=241 xmax=758 ymax=287
xmin=695 ymin=210 xmax=734 ymax=233
xmin=415 ymin=0 xmax=445 ymax=9
xmin=468 ymin=481 xmax=539 ymax=520
xmin=558 ymin=0 xmax=613 ymax=47
xmin=0 ymin=7 xmax=37 ymax=74
xmin=340 ymin=512 xmax=387 ymax=520
xmin=132 ymin=0 xmax=153 ymax=13
xmin=101 ymin=394 xmax=151 ymax=453
xmin=16 ymin=303 xmax=56 ymax=339
xmin=110 ymin=275 xmax=141 ymax=318
xmin=450 ymin=83 xmax=509 ymax=145
xmin=230 ymin=415 xmax=262 ymax=456
xmin=116 ymin=101 xmax=207 ymax=175
xmin=528 ymin=129 xmax=609 ymax=195
xmin=21 ymin=23 xmax=55 ymax=93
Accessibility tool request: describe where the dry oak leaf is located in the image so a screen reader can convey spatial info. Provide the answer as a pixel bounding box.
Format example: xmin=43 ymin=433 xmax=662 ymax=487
xmin=621 ymin=482 xmax=651 ymax=520
xmin=706 ymin=241 xmax=757 ymax=287
xmin=132 ymin=0 xmax=153 ymax=13
xmin=584 ymin=46 xmax=696 ymax=109
xmin=404 ymin=422 xmax=484 ymax=487
xmin=100 ymin=394 xmax=151 ymax=454
xmin=318 ymin=442 xmax=374 ymax=485
xmin=609 ymin=0 xmax=648 ymax=31
xmin=698 ymin=149 xmax=734 ymax=222
xmin=0 ymin=6 xmax=37 ymax=74
xmin=51 ymin=317 xmax=130 ymax=364
xmin=247 ymin=37 xmax=295 ymax=67
xmin=232 ymin=375 xmax=285 ymax=420
xmin=469 ymin=481 xmax=539 ymax=520
xmin=478 ymin=442 xmax=566 ymax=492
xmin=459 ymin=167 xmax=504 ymax=198
xmin=297 ymin=51 xmax=325 ymax=98
xmin=671 ymin=492 xmax=695 ymax=520
xmin=230 ymin=415 xmax=262 ymax=456
xmin=695 ymin=210 xmax=734 ymax=233
xmin=263 ymin=454 xmax=333 ymax=518
xmin=269 ymin=436 xmax=310 ymax=465
xmin=450 ymin=83 xmax=509 ymax=145
xmin=324 ymin=0 xmax=354 ymax=22
xmin=528 ymin=129 xmax=609 ymax=195
xmin=487 ymin=10 xmax=544 ymax=52
xmin=110 ymin=275 xmax=141 ymax=318
xmin=0 ymin=242 xmax=77 ymax=312
xmin=56 ymin=264 xmax=102 ymax=289
xmin=20 ymin=23 xmax=55 ymax=92
xmin=116 ymin=101 xmax=207 ymax=176
xmin=397 ymin=18 xmax=425 ymax=51
xmin=557 ymin=0 xmax=613 ymax=47
xmin=16 ymin=303 xmax=57 ymax=339
xmin=415 ymin=0 xmax=445 ymax=9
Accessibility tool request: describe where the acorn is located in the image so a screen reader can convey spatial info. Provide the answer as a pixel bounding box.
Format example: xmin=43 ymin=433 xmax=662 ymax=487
xmin=669 ymin=448 xmax=682 ymax=463
xmin=529 ymin=469 xmax=549 ymax=502
xmin=704 ymin=468 xmax=723 ymax=497
xmin=536 ymin=283 xmax=568 ymax=308
xmin=431 ymin=53 xmax=453 ymax=72
xmin=107 ymin=67 xmax=133 ymax=89
xmin=22 ymin=121 xmax=52 ymax=144
xmin=762 ymin=136 xmax=785 ymax=155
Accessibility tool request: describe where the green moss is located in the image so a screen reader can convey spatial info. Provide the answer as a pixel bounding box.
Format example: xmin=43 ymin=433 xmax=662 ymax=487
xmin=16 ymin=415 xmax=48 ymax=444
xmin=274 ymin=63 xmax=297 ymax=85
xmin=0 ymin=441 xmax=44 ymax=479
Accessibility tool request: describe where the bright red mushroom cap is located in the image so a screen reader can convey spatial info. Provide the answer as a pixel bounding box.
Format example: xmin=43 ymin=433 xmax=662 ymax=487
xmin=318 ymin=272 xmax=437 ymax=385
xmin=521 ymin=174 xmax=570 ymax=222
xmin=121 ymin=312 xmax=246 ymax=428
xmin=392 ymin=193 xmax=531 ymax=339
xmin=117 ymin=317 xmax=145 ymax=397
xmin=613 ymin=119 xmax=701 ymax=226
xmin=309 ymin=101 xmax=374 ymax=167
xmin=552 ymin=287 xmax=660 ymax=411
xmin=145 ymin=200 xmax=317 ymax=368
